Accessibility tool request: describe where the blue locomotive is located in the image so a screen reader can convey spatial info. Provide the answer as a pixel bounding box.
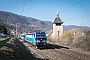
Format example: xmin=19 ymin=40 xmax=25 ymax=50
xmin=24 ymin=32 xmax=47 ymax=47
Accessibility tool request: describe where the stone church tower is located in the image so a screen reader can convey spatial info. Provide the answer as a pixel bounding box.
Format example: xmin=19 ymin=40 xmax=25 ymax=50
xmin=52 ymin=8 xmax=63 ymax=38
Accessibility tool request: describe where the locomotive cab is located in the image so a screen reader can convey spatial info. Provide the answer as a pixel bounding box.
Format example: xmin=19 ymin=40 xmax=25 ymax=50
xmin=24 ymin=32 xmax=47 ymax=48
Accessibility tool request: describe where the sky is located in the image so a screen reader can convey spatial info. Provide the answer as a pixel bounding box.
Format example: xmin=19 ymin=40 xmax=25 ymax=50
xmin=0 ymin=0 xmax=90 ymax=27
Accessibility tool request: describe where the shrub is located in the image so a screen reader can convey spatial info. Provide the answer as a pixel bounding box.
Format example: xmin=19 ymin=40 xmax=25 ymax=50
xmin=71 ymin=30 xmax=90 ymax=51
xmin=60 ymin=28 xmax=81 ymax=39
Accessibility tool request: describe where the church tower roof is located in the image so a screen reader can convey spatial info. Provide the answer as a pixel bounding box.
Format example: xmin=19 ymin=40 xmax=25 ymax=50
xmin=53 ymin=7 xmax=63 ymax=24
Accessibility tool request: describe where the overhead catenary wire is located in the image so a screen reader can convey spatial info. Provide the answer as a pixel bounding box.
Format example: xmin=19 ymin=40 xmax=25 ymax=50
xmin=59 ymin=0 xmax=68 ymax=7
xmin=27 ymin=0 xmax=32 ymax=16
xmin=22 ymin=0 xmax=26 ymax=14
xmin=16 ymin=0 xmax=17 ymax=13
xmin=59 ymin=0 xmax=84 ymax=13
xmin=64 ymin=11 xmax=90 ymax=22
xmin=45 ymin=0 xmax=84 ymax=21
xmin=21 ymin=0 xmax=26 ymax=32
xmin=26 ymin=0 xmax=30 ymax=16
xmin=45 ymin=0 xmax=68 ymax=21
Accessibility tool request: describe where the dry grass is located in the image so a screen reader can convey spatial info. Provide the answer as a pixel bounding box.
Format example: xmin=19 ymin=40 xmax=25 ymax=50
xmin=0 ymin=37 xmax=37 ymax=60
xmin=48 ymin=28 xmax=90 ymax=51
xmin=75 ymin=31 xmax=90 ymax=51
xmin=60 ymin=28 xmax=81 ymax=39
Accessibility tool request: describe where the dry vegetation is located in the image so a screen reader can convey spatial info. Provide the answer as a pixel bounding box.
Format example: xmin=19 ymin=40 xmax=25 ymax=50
xmin=48 ymin=28 xmax=90 ymax=51
xmin=0 ymin=37 xmax=37 ymax=60
xmin=60 ymin=28 xmax=81 ymax=39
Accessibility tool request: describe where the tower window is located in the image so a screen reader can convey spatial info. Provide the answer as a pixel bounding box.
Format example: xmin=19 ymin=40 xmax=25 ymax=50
xmin=56 ymin=23 xmax=61 ymax=26
xmin=58 ymin=31 xmax=60 ymax=37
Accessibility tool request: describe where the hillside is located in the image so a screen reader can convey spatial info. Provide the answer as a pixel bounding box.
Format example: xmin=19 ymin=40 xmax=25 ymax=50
xmin=64 ymin=25 xmax=90 ymax=31
xmin=0 ymin=11 xmax=52 ymax=33
xmin=0 ymin=11 xmax=90 ymax=33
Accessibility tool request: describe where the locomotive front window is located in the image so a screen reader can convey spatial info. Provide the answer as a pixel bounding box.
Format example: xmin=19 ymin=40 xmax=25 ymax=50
xmin=36 ymin=34 xmax=46 ymax=38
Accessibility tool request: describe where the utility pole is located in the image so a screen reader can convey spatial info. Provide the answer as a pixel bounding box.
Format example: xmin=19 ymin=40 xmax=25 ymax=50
xmin=83 ymin=23 xmax=85 ymax=33
xmin=16 ymin=24 xmax=18 ymax=37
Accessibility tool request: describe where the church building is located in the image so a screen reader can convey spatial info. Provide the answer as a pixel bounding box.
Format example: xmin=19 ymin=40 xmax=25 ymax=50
xmin=52 ymin=8 xmax=63 ymax=38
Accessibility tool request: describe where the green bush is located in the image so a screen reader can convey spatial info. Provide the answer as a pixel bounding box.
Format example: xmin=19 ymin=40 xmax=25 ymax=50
xmin=0 ymin=23 xmax=8 ymax=34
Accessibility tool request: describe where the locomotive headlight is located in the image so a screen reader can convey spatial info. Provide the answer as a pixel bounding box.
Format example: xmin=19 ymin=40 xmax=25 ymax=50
xmin=42 ymin=40 xmax=46 ymax=42
xmin=36 ymin=40 xmax=40 ymax=42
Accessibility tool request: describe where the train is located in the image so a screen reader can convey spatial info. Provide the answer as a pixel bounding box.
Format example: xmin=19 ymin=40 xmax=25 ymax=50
xmin=18 ymin=34 xmax=25 ymax=40
xmin=24 ymin=31 xmax=47 ymax=48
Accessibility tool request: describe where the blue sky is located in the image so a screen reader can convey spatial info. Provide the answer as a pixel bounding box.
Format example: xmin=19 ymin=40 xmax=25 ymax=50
xmin=0 ymin=0 xmax=90 ymax=27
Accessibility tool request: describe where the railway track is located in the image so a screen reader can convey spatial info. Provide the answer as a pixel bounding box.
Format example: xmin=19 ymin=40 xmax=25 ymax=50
xmin=19 ymin=39 xmax=90 ymax=60
xmin=19 ymin=39 xmax=54 ymax=60
xmin=60 ymin=49 xmax=90 ymax=60
xmin=49 ymin=49 xmax=89 ymax=60
xmin=46 ymin=44 xmax=90 ymax=60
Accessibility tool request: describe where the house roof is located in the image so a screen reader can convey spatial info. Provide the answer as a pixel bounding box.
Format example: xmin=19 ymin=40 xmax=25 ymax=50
xmin=53 ymin=17 xmax=63 ymax=24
